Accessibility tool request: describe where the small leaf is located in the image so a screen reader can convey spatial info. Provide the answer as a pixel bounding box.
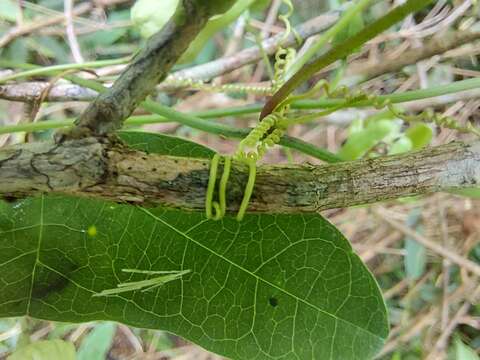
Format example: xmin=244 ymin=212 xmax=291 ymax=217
xmin=8 ymin=340 xmax=75 ymax=360
xmin=131 ymin=0 xmax=180 ymax=38
xmin=455 ymin=338 xmax=480 ymax=360
xmin=77 ymin=322 xmax=117 ymax=360
xmin=405 ymin=123 xmax=433 ymax=150
xmin=405 ymin=227 xmax=426 ymax=280
xmin=389 ymin=136 xmax=413 ymax=155
xmin=180 ymin=0 xmax=255 ymax=63
xmin=404 ymin=209 xmax=426 ymax=280
xmin=2 ymin=39 xmax=29 ymax=63
xmin=332 ymin=11 xmax=365 ymax=49
xmin=117 ymin=130 xmax=215 ymax=158
xmin=81 ymin=11 xmax=129 ymax=48
xmin=249 ymin=0 xmax=271 ymax=12
xmin=0 ymin=0 xmax=19 ymax=22
xmin=338 ymin=119 xmax=397 ymax=160
xmin=450 ymin=188 xmax=480 ymax=199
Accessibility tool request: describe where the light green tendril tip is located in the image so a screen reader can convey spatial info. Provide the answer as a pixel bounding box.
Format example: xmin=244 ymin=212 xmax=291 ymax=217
xmin=236 ymin=156 xmax=257 ymax=222
xmin=205 ymin=154 xmax=220 ymax=220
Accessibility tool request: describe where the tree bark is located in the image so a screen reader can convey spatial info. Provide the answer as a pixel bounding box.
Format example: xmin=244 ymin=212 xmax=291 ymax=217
xmin=1 ymin=139 xmax=478 ymax=213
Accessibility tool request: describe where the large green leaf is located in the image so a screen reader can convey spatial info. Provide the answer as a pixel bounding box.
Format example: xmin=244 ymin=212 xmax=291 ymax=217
xmin=0 ymin=132 xmax=388 ymax=358
xmin=0 ymin=195 xmax=388 ymax=359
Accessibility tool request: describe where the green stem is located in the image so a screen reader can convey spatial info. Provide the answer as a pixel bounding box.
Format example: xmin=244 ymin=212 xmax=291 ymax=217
xmin=3 ymin=77 xmax=479 ymax=136
xmin=294 ymin=77 xmax=480 ymax=109
xmin=261 ymin=0 xmax=434 ymax=118
xmin=286 ymin=0 xmax=375 ymax=79
xmin=141 ymin=100 xmax=342 ymax=162
xmin=0 ymin=58 xmax=130 ymax=84
xmin=0 ymin=115 xmax=171 ymax=135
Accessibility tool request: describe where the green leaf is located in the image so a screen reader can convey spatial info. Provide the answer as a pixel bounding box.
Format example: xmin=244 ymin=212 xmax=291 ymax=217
xmin=8 ymin=340 xmax=75 ymax=360
xmin=81 ymin=11 xmax=129 ymax=48
xmin=404 ymin=209 xmax=426 ymax=280
xmin=455 ymin=338 xmax=480 ymax=360
xmin=404 ymin=227 xmax=426 ymax=280
xmin=332 ymin=11 xmax=365 ymax=48
xmin=131 ymin=0 xmax=180 ymax=38
xmin=180 ymin=0 xmax=255 ymax=63
xmin=338 ymin=119 xmax=397 ymax=160
xmin=249 ymin=0 xmax=270 ymax=12
xmin=449 ymin=188 xmax=480 ymax=199
xmin=2 ymin=39 xmax=29 ymax=63
xmin=77 ymin=322 xmax=116 ymax=360
xmin=0 ymin=195 xmax=388 ymax=359
xmin=117 ymin=130 xmax=216 ymax=158
xmin=0 ymin=0 xmax=19 ymax=22
xmin=389 ymin=136 xmax=413 ymax=155
xmin=405 ymin=123 xmax=433 ymax=150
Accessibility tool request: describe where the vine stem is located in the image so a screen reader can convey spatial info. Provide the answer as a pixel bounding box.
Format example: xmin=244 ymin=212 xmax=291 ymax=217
xmin=3 ymin=77 xmax=480 ymax=133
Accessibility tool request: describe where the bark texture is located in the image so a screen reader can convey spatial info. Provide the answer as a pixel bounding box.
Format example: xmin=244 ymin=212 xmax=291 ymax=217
xmin=1 ymin=139 xmax=478 ymax=213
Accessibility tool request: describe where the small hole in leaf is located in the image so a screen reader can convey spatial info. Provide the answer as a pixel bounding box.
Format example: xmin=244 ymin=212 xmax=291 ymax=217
xmin=152 ymin=168 xmax=157 ymax=172
xmin=269 ymin=297 xmax=278 ymax=307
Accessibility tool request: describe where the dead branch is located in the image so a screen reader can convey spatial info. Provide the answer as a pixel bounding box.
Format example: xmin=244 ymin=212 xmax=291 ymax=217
xmin=0 ymin=2 xmax=92 ymax=48
xmin=0 ymin=82 xmax=98 ymax=102
xmin=349 ymin=30 xmax=480 ymax=80
xmin=0 ymin=13 xmax=339 ymax=104
xmin=167 ymin=12 xmax=339 ymax=83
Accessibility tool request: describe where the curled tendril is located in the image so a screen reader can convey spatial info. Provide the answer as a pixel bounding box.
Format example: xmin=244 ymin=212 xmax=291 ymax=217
xmin=236 ymin=156 xmax=257 ymax=222
xmin=218 ymin=156 xmax=232 ymax=218
xmin=205 ymin=154 xmax=233 ymax=221
xmin=367 ymin=94 xmax=480 ymax=137
xmin=273 ymin=48 xmax=296 ymax=90
xmin=279 ymin=0 xmax=294 ymax=43
xmin=277 ymin=81 xmax=480 ymax=137
xmin=165 ymin=77 xmax=275 ymax=96
xmin=205 ymin=0 xmax=301 ymax=222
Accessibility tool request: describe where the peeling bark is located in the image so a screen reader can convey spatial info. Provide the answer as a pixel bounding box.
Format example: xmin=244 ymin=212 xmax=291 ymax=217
xmin=1 ymin=139 xmax=478 ymax=213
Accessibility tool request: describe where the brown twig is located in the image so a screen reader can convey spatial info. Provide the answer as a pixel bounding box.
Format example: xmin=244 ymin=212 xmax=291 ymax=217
xmin=349 ymin=30 xmax=480 ymax=80
xmin=0 ymin=2 xmax=92 ymax=48
xmin=166 ymin=12 xmax=339 ymax=83
xmin=64 ymin=0 xmax=85 ymax=63
xmin=66 ymin=0 xmax=237 ymax=138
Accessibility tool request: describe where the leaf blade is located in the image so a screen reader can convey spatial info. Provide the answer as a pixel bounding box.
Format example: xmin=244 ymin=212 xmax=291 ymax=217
xmin=0 ymin=195 xmax=388 ymax=359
